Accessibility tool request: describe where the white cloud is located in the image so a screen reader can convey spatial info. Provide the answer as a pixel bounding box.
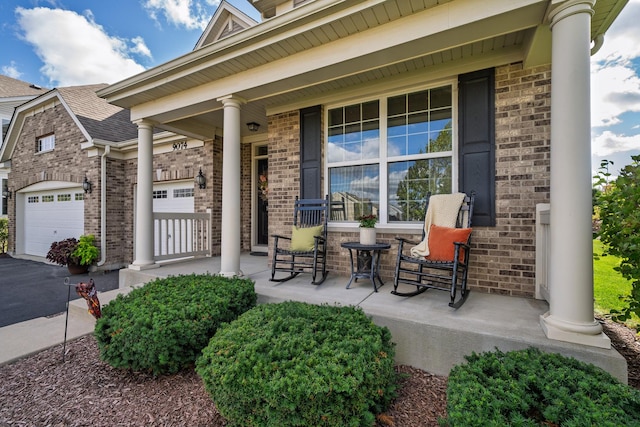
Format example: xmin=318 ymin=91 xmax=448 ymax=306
xmin=592 ymin=130 xmax=640 ymax=157
xmin=131 ymin=36 xmax=153 ymax=59
xmin=143 ymin=0 xmax=220 ymax=31
xmin=590 ymin=0 xmax=640 ymax=127
xmin=1 ymin=62 xmax=22 ymax=79
xmin=591 ymin=63 xmax=640 ymax=127
xmin=15 ymin=7 xmax=147 ymax=86
xmin=589 ymin=0 xmax=640 ymax=172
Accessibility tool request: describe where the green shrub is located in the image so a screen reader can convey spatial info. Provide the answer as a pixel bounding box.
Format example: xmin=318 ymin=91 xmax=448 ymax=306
xmin=595 ymin=155 xmax=640 ymax=322
xmin=196 ymin=302 xmax=397 ymax=427
xmin=0 ymin=217 xmax=7 ymax=253
xmin=95 ymin=274 xmax=256 ymax=375
xmin=445 ymin=347 xmax=640 ymax=426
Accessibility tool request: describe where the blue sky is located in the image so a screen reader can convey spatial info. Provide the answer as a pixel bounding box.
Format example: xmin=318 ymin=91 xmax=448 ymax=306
xmin=1 ymin=0 xmax=639 ymax=175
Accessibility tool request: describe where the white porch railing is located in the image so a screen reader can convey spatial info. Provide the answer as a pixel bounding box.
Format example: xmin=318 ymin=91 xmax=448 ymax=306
xmin=153 ymin=211 xmax=211 ymax=261
xmin=535 ymin=203 xmax=551 ymax=302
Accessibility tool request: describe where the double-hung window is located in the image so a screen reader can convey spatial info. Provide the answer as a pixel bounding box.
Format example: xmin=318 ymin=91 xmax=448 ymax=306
xmin=37 ymin=134 xmax=55 ymax=152
xmin=327 ymin=84 xmax=454 ymax=225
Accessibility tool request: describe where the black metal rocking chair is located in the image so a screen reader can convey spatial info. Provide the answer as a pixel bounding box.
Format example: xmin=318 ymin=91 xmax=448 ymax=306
xmin=270 ymin=195 xmax=329 ymax=285
xmin=392 ymin=192 xmax=475 ymax=308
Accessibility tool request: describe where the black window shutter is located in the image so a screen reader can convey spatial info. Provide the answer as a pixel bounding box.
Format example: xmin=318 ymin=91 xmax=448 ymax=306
xmin=300 ymin=106 xmax=322 ymax=200
xmin=458 ymin=68 xmax=496 ymax=227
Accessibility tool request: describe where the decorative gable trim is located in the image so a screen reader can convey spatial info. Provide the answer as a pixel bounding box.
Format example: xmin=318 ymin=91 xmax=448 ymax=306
xmin=194 ymin=0 xmax=258 ymax=50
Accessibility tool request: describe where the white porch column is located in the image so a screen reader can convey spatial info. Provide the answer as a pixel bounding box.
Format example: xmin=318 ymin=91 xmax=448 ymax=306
xmin=218 ymin=95 xmax=244 ymax=277
xmin=540 ymin=0 xmax=610 ymax=348
xmin=130 ymin=119 xmax=158 ymax=270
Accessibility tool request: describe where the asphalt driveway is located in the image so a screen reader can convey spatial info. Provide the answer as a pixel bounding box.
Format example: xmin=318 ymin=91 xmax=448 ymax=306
xmin=0 ymin=255 xmax=120 ymax=328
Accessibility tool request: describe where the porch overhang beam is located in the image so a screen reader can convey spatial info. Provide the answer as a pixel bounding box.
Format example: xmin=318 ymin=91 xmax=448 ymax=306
xmin=128 ymin=2 xmax=546 ymax=124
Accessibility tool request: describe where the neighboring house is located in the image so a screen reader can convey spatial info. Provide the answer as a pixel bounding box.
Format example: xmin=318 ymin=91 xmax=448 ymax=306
xmin=0 ymin=83 xmax=215 ymax=270
xmin=0 ymin=75 xmax=46 ymax=217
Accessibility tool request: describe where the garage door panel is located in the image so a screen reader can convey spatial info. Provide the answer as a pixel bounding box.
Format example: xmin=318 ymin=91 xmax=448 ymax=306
xmin=24 ymin=189 xmax=84 ymax=257
xmin=152 ymin=182 xmax=194 ymax=257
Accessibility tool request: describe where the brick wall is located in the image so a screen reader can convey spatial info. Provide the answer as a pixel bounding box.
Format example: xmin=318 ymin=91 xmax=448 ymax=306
xmin=266 ymin=111 xmax=302 ymax=252
xmin=264 ymin=62 xmax=551 ymax=298
xmin=475 ymin=62 xmax=551 ymax=297
xmin=8 ymin=102 xmax=224 ymax=267
xmin=8 ymin=103 xmax=101 ymax=254
xmin=122 ymin=137 xmax=222 ymax=263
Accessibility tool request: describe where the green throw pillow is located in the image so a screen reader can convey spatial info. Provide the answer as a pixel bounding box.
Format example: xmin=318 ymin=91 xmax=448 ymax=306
xmin=290 ymin=225 xmax=324 ymax=251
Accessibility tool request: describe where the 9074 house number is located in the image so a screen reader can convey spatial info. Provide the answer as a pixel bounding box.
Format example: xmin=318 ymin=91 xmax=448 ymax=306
xmin=172 ymin=141 xmax=187 ymax=150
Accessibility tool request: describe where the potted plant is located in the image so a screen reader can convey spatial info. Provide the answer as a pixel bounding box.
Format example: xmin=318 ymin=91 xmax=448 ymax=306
xmin=46 ymin=234 xmax=99 ymax=274
xmin=358 ymin=214 xmax=377 ymax=245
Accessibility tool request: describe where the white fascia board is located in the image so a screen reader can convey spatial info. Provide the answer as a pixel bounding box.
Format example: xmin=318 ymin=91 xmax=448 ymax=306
xmin=97 ymin=0 xmax=374 ymax=101
xmin=129 ymin=0 xmax=545 ymax=121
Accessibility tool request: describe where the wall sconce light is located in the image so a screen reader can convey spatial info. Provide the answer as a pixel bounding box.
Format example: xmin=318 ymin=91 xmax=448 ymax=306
xmin=83 ymin=176 xmax=92 ymax=194
xmin=246 ymin=122 xmax=260 ymax=132
xmin=2 ymin=184 xmax=11 ymax=199
xmin=195 ymin=168 xmax=206 ymax=189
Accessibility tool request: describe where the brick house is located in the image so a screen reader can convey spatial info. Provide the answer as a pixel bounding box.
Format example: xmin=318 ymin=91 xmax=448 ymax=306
xmin=3 ymin=0 xmax=629 ymax=350
xmin=0 ymin=75 xmax=47 ymax=217
xmin=0 ymin=84 xmax=221 ymax=270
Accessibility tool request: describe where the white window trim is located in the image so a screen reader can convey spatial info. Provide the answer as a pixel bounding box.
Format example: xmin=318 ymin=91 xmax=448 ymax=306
xmin=324 ymin=79 xmax=459 ymax=230
xmin=37 ymin=134 xmax=55 ymax=153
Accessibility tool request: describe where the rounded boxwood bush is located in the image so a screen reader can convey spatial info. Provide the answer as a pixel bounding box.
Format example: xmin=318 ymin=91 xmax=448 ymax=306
xmin=95 ymin=274 xmax=256 ymax=375
xmin=446 ymin=347 xmax=640 ymax=426
xmin=196 ymin=301 xmax=397 ymax=427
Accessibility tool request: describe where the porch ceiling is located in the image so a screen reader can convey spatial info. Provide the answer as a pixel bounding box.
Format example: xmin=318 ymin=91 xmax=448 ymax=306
xmin=97 ymin=0 xmax=628 ymax=141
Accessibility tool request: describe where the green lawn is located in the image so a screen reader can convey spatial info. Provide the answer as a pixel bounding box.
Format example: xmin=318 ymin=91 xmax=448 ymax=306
xmin=593 ymin=239 xmax=639 ymax=329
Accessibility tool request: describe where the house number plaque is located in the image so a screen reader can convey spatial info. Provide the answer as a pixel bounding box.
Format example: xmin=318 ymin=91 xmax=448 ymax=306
xmin=172 ymin=141 xmax=188 ymax=150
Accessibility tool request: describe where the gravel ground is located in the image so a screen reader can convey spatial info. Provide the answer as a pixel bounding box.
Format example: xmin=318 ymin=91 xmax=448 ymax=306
xmin=0 ymin=319 xmax=636 ymax=426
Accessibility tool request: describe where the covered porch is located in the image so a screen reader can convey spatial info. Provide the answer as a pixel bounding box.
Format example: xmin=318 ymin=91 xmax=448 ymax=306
xmin=118 ymin=253 xmax=627 ymax=383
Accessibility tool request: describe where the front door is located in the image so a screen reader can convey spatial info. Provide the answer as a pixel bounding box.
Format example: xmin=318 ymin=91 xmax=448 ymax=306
xmin=253 ymin=144 xmax=268 ymax=252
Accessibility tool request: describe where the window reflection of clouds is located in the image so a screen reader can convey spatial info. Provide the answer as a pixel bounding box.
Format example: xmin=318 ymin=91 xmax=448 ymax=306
xmin=327 ymin=134 xmax=380 ymax=162
xmin=330 ymin=165 xmax=379 ymax=200
xmin=328 ymin=85 xmax=453 ymax=224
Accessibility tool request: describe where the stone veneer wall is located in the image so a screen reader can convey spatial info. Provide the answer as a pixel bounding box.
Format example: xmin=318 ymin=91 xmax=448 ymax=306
xmin=265 ymin=62 xmax=551 ymax=298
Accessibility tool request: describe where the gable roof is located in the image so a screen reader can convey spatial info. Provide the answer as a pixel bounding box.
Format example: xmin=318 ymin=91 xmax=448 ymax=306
xmin=0 ymin=75 xmax=46 ymax=99
xmin=194 ymin=0 xmax=258 ymax=50
xmin=57 ymin=84 xmax=138 ymax=142
xmin=0 ymin=84 xmax=137 ymax=163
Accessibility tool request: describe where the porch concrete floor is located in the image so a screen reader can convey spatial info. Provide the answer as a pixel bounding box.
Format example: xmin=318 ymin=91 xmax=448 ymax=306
xmin=0 ymin=253 xmax=626 ymax=383
xmin=119 ymin=254 xmax=627 ymax=383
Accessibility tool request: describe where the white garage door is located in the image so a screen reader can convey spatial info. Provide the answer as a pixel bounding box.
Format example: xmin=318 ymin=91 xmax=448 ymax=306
xmin=152 ymin=181 xmax=195 ymax=257
xmin=152 ymin=181 xmax=194 ymax=213
xmin=24 ymin=188 xmax=84 ymax=257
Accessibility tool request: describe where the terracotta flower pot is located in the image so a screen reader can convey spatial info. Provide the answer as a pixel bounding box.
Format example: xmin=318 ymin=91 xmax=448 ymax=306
xmin=67 ymin=262 xmax=88 ymax=275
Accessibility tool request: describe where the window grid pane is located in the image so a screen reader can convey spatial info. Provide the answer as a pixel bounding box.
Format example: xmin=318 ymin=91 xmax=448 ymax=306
xmin=327 ymin=85 xmax=453 ymax=224
xmin=153 ymin=190 xmax=168 ymax=199
xmin=174 ymin=188 xmax=194 ymax=198
xmin=327 ymin=101 xmax=380 ymax=163
xmin=388 ymin=158 xmax=453 ymax=222
xmin=329 ymin=164 xmax=379 ymax=221
xmin=37 ymin=134 xmax=55 ymax=152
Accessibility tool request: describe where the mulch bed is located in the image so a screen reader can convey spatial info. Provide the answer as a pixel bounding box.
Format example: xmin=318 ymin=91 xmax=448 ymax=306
xmin=0 ymin=319 xmax=636 ymax=426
